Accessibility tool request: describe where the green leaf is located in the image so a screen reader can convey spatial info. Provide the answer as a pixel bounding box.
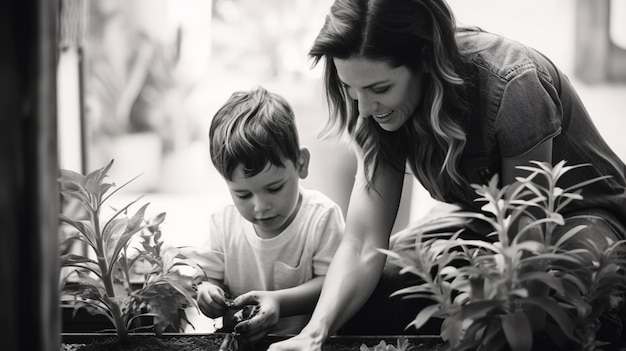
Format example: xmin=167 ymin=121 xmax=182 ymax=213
xmin=60 ymin=255 xmax=103 ymax=278
xmin=459 ymin=300 xmax=501 ymax=320
xmin=147 ymin=212 xmax=167 ymax=230
xmin=59 ymin=215 xmax=97 ymax=249
xmin=502 ymin=311 xmax=533 ymax=351
xmin=107 ymin=223 xmax=150 ymax=272
xmin=127 ymin=203 xmax=150 ymax=231
xmin=100 ymin=173 xmax=144 ymax=206
xmin=479 ymin=318 xmax=509 ymax=350
xmin=59 ymin=168 xmax=86 ymax=184
xmin=63 ymin=298 xmax=115 ymax=325
xmin=553 ymin=224 xmax=588 ymax=248
xmin=518 ymin=272 xmax=564 ymax=296
xmin=561 ymin=175 xmax=611 ymax=195
xmin=60 ymin=189 xmax=91 ymax=209
xmin=73 ymin=270 xmax=106 ymax=293
xmin=455 ymin=239 xmax=500 ymax=253
xmin=521 ymin=253 xmax=580 ymax=266
xmin=410 ymin=303 xmax=441 ymax=330
xmin=103 ymin=217 xmax=128 ymax=247
xmin=522 ymin=296 xmax=574 ymax=339
xmin=161 ymin=275 xmax=199 ymax=308
xmin=439 ymin=316 xmax=461 ymax=345
xmin=101 ymin=196 xmax=145 ymax=239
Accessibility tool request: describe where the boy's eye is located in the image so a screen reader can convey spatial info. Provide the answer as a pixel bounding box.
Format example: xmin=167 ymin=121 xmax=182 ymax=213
xmin=236 ymin=193 xmax=252 ymax=199
xmin=267 ymin=185 xmax=283 ymax=193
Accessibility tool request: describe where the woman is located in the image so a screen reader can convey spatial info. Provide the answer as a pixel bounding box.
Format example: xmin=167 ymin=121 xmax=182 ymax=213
xmin=265 ymin=0 xmax=626 ymax=349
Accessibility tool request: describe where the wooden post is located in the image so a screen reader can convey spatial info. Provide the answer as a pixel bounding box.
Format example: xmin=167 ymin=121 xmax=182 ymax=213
xmin=0 ymin=0 xmax=60 ymax=350
xmin=574 ymin=0 xmax=612 ymax=83
xmin=575 ymin=0 xmax=626 ymax=83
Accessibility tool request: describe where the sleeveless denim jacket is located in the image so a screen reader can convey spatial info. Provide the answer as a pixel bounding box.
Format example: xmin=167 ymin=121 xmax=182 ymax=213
xmin=432 ymin=29 xmax=626 ymax=230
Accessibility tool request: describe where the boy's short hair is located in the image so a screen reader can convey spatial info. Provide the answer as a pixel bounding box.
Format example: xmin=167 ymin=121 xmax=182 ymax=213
xmin=209 ymin=86 xmax=300 ymax=180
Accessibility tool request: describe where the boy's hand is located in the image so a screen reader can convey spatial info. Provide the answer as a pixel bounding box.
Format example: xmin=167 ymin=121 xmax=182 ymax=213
xmin=197 ymin=282 xmax=231 ymax=318
xmin=231 ymin=291 xmax=280 ymax=345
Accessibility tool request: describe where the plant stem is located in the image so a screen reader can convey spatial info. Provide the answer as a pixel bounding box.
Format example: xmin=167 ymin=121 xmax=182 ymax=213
xmin=92 ymin=207 xmax=129 ymax=340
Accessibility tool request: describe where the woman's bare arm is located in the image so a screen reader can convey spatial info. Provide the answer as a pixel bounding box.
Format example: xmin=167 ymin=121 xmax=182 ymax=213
xmin=292 ymin=156 xmax=405 ymax=343
xmin=501 ymin=138 xmax=553 ymax=186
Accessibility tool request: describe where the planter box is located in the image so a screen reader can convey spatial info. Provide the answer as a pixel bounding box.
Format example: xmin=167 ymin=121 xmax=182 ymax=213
xmin=61 ymin=333 xmax=443 ymax=351
xmin=61 ymin=306 xmax=157 ymax=333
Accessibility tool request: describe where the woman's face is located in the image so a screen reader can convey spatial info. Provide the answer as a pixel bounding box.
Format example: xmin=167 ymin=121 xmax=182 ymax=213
xmin=333 ymin=56 xmax=424 ymax=132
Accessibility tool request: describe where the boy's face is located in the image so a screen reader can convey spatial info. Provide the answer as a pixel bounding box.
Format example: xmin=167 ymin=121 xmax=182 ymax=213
xmin=225 ymin=149 xmax=309 ymax=238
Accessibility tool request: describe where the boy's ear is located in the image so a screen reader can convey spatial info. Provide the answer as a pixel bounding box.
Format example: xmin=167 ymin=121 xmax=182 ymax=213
xmin=297 ymin=147 xmax=310 ymax=179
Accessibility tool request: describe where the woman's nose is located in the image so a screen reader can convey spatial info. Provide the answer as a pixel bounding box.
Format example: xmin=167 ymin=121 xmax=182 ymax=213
xmin=357 ymin=94 xmax=378 ymax=119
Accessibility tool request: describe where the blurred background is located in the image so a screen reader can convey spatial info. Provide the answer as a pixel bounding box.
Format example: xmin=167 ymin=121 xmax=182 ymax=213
xmin=56 ymin=0 xmax=626 ymax=332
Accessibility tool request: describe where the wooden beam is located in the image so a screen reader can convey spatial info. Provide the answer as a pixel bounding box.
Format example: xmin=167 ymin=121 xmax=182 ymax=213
xmin=0 ymin=1 xmax=60 ymax=350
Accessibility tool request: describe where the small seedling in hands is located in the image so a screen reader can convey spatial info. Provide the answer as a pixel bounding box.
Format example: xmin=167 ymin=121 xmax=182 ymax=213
xmin=224 ymin=296 xmax=235 ymax=308
xmin=220 ymin=304 xmax=262 ymax=351
xmin=220 ymin=333 xmax=238 ymax=351
xmin=233 ymin=305 xmax=261 ymax=324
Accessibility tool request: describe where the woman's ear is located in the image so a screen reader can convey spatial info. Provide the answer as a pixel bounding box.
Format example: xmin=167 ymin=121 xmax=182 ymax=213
xmin=297 ymin=147 xmax=310 ymax=179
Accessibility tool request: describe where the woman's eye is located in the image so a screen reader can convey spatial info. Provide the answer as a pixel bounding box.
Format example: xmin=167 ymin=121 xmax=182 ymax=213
xmin=372 ymin=86 xmax=389 ymax=94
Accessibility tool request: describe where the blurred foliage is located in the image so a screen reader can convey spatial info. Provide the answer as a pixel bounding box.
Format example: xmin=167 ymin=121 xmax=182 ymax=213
xmin=384 ymin=161 xmax=626 ymax=351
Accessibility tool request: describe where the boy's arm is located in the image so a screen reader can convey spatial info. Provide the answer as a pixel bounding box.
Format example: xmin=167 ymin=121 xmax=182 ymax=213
xmin=228 ymin=276 xmax=325 ymax=345
xmin=277 ymin=276 xmax=325 ymax=316
xmin=237 ymin=275 xmax=325 ymax=316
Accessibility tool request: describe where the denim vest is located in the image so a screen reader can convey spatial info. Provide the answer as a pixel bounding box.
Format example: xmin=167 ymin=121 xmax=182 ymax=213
xmin=434 ymin=29 xmax=626 ymax=230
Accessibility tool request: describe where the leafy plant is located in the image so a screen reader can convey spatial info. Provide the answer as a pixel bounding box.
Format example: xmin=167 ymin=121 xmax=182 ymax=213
xmin=360 ymin=337 xmax=417 ymax=351
xmin=383 ymin=161 xmax=626 ymax=351
xmin=58 ymin=159 xmax=207 ymax=340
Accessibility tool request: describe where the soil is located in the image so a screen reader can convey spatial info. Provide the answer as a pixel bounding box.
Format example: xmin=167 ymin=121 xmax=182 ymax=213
xmin=60 ymin=334 xmax=443 ymax=351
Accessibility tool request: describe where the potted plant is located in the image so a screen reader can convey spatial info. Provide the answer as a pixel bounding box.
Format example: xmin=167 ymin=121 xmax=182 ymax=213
xmin=58 ymin=159 xmax=212 ymax=349
xmin=383 ymin=161 xmax=626 ymax=351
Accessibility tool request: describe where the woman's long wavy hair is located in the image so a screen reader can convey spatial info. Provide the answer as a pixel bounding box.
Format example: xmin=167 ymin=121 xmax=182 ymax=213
xmin=309 ymin=0 xmax=470 ymax=199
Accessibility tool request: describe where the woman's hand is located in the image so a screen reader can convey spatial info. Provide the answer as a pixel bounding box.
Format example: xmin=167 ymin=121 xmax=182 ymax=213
xmin=197 ymin=282 xmax=230 ymax=318
xmin=231 ymin=291 xmax=281 ymax=345
xmin=266 ymin=330 xmax=324 ymax=351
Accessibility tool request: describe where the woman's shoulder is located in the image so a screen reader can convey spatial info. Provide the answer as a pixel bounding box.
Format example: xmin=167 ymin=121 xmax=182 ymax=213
xmin=456 ymin=27 xmax=544 ymax=80
xmin=456 ymin=27 xmax=504 ymax=54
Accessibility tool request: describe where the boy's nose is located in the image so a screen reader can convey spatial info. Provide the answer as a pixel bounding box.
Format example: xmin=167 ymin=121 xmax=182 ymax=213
xmin=253 ymin=196 xmax=271 ymax=213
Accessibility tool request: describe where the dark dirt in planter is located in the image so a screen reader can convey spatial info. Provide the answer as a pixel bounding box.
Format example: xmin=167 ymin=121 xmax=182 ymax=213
xmin=60 ymin=334 xmax=443 ymax=351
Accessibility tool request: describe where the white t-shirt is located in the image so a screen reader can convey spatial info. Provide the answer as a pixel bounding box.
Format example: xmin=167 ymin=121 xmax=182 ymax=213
xmin=202 ymin=187 xmax=344 ymax=334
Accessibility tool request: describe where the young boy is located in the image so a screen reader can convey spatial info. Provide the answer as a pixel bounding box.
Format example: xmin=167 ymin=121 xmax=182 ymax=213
xmin=197 ymin=86 xmax=344 ymax=344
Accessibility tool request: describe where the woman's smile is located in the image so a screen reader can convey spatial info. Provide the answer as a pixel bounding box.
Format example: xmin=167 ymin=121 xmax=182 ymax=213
xmin=373 ymin=110 xmax=394 ymax=123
